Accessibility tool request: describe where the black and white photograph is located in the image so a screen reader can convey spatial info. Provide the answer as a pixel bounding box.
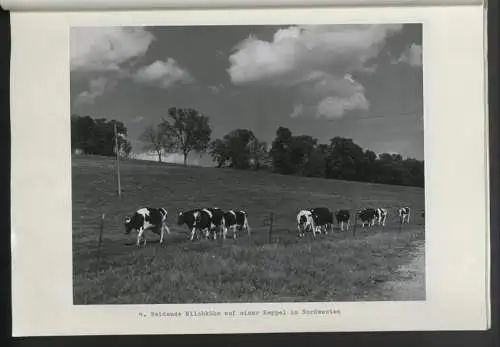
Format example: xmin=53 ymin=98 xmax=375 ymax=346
xmin=70 ymin=23 xmax=425 ymax=305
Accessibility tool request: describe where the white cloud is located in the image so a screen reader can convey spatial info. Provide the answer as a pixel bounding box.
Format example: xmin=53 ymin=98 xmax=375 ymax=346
xmin=228 ymin=24 xmax=403 ymax=119
xmin=394 ymin=43 xmax=422 ymax=67
xmin=132 ymin=58 xmax=193 ymax=88
xmin=131 ymin=116 xmax=145 ymax=123
xmin=70 ymin=27 xmax=155 ymax=72
xmin=208 ymin=84 xmax=224 ymax=93
xmin=75 ymin=76 xmax=116 ymax=105
xmin=289 ymin=103 xmax=304 ymax=118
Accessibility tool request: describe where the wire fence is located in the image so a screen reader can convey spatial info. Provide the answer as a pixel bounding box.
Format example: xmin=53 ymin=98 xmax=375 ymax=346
xmin=92 ymin=208 xmax=424 ymax=271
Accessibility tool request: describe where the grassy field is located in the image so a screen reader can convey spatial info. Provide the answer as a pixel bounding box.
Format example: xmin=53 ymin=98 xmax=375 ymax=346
xmin=72 ymin=155 xmax=425 ymax=304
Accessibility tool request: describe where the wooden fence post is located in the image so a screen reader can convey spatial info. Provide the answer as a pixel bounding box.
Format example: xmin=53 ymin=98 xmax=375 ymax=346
xmin=96 ymin=213 xmax=105 ymax=274
xmin=353 ymin=213 xmax=357 ymax=237
xmin=268 ymin=212 xmax=274 ymax=243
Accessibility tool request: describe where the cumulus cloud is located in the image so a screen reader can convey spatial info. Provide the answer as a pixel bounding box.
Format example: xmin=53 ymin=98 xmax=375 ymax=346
xmin=75 ymin=76 xmax=117 ymax=105
xmin=131 ymin=116 xmax=145 ymax=123
xmin=132 ymin=58 xmax=193 ymax=88
xmin=228 ymin=24 xmax=403 ymax=119
xmin=289 ymin=103 xmax=304 ymax=118
xmin=71 ymin=27 xmax=196 ymax=106
xmin=394 ymin=43 xmax=422 ymax=67
xmin=71 ymin=27 xmax=155 ymax=73
xmin=208 ymin=84 xmax=224 ymax=93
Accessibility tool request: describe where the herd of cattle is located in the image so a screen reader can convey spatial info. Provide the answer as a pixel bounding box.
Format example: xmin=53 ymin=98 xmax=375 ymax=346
xmin=123 ymin=205 xmax=413 ymax=247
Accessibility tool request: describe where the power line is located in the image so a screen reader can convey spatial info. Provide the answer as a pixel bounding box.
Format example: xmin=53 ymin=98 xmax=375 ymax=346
xmin=322 ymin=111 xmax=423 ymax=123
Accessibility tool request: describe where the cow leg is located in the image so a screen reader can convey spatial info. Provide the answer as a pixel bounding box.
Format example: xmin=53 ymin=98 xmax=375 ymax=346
xmin=159 ymin=226 xmax=165 ymax=246
xmin=160 ymin=224 xmax=170 ymax=246
xmin=136 ymin=227 xmax=145 ymax=247
xmin=190 ymin=227 xmax=197 ymax=241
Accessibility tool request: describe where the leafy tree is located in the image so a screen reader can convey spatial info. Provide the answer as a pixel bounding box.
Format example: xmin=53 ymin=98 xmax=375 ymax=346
xmin=209 ymin=129 xmax=268 ymax=170
xmin=139 ymin=124 xmax=173 ymax=163
xmin=248 ymin=138 xmax=271 ymax=170
xmin=209 ymin=138 xmax=229 ymax=168
xmin=159 ymin=107 xmax=212 ymax=165
xmin=270 ymin=127 xmax=295 ymax=175
xmin=325 ymin=137 xmax=365 ymax=181
xmin=71 ymin=115 xmax=131 ymax=157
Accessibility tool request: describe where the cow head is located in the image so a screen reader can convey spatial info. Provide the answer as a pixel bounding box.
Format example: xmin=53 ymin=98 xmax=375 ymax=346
xmin=124 ymin=216 xmax=133 ymax=234
xmin=297 ymin=212 xmax=313 ymax=234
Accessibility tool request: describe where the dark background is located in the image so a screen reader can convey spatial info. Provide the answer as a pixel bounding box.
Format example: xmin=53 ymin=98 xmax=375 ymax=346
xmin=0 ymin=2 xmax=498 ymax=346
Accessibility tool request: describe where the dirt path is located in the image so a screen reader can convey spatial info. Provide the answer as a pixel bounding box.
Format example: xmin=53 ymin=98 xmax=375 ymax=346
xmin=381 ymin=240 xmax=426 ymax=300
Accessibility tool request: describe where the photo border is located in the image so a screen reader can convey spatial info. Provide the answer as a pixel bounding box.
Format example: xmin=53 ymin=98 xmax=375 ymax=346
xmin=5 ymin=1 xmax=494 ymax=342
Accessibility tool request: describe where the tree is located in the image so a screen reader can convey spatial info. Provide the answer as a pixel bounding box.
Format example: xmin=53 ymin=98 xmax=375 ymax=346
xmin=159 ymin=107 xmax=212 ymax=165
xmin=209 ymin=129 xmax=267 ymax=170
xmin=139 ymin=124 xmax=173 ymax=163
xmin=120 ymin=140 xmax=133 ymax=160
xmin=270 ymin=127 xmax=294 ymax=174
xmin=71 ymin=115 xmax=130 ymax=157
xmin=324 ymin=137 xmax=365 ymax=181
xmin=209 ymin=138 xmax=229 ymax=168
xmin=248 ymin=138 xmax=271 ymax=170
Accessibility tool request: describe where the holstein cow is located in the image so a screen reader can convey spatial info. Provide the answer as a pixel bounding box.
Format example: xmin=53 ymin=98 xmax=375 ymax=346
xmin=206 ymin=207 xmax=227 ymax=240
xmin=357 ymin=208 xmax=377 ymax=229
xmin=124 ymin=207 xmax=170 ymax=247
xmin=309 ymin=207 xmax=334 ymax=234
xmin=335 ymin=209 xmax=350 ymax=231
xmin=177 ymin=208 xmax=214 ymax=241
xmin=399 ymin=206 xmax=411 ymax=224
xmin=223 ymin=210 xmax=251 ymax=240
xmin=296 ymin=209 xmax=316 ymax=238
xmin=374 ymin=208 xmax=388 ymax=227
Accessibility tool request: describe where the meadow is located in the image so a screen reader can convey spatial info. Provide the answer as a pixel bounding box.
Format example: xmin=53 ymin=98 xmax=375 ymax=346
xmin=72 ymin=155 xmax=425 ymax=304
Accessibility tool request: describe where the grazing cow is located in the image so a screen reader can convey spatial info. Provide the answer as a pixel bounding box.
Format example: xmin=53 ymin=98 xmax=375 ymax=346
xmin=296 ymin=209 xmax=317 ymax=237
xmin=206 ymin=207 xmax=227 ymax=240
xmin=124 ymin=207 xmax=170 ymax=247
xmin=309 ymin=207 xmax=334 ymax=234
xmin=335 ymin=209 xmax=350 ymax=231
xmin=399 ymin=207 xmax=411 ymax=224
xmin=224 ymin=210 xmax=251 ymax=239
xmin=177 ymin=208 xmax=214 ymax=241
xmin=374 ymin=208 xmax=388 ymax=227
xmin=357 ymin=208 xmax=377 ymax=229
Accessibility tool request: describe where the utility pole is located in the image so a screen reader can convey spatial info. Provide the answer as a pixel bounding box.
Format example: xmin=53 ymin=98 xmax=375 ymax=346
xmin=114 ymin=122 xmax=121 ymax=198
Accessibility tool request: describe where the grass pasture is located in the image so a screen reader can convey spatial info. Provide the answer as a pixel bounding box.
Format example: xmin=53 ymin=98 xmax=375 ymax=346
xmin=72 ymin=155 xmax=426 ymax=304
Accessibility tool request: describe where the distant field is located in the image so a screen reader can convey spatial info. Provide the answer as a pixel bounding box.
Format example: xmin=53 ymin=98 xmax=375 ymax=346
xmin=72 ymin=155 xmax=425 ymax=304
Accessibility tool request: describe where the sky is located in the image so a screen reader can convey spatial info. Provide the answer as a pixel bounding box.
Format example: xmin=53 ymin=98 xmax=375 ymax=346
xmin=70 ymin=24 xmax=423 ymax=166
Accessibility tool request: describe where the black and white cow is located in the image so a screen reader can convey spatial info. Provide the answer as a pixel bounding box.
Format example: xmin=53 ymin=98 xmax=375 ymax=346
xmin=206 ymin=207 xmax=227 ymax=240
xmin=335 ymin=209 xmax=350 ymax=231
xmin=399 ymin=206 xmax=411 ymax=224
xmin=223 ymin=210 xmax=251 ymax=239
xmin=374 ymin=208 xmax=388 ymax=227
xmin=357 ymin=208 xmax=377 ymax=229
xmin=296 ymin=209 xmax=316 ymax=237
xmin=177 ymin=208 xmax=213 ymax=241
xmin=309 ymin=207 xmax=334 ymax=234
xmin=124 ymin=207 xmax=170 ymax=247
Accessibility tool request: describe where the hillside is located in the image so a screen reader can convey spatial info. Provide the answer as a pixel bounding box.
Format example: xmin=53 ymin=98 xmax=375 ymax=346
xmin=72 ymin=155 xmax=425 ymax=304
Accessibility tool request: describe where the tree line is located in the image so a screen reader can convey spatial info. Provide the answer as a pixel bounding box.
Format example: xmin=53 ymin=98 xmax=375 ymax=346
xmin=71 ymin=107 xmax=424 ymax=188
xmin=71 ymin=115 xmax=132 ymax=159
